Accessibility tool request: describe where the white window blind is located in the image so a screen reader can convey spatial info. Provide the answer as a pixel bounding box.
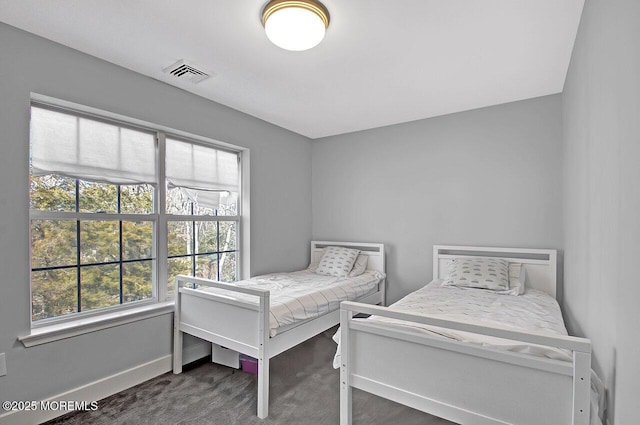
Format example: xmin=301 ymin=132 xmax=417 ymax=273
xmin=166 ymin=138 xmax=239 ymax=209
xmin=30 ymin=106 xmax=157 ymax=185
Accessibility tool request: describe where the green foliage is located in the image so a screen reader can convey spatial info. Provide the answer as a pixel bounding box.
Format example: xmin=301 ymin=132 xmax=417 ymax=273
xmin=30 ymin=175 xmax=76 ymax=211
xmin=81 ymin=264 xmax=120 ymax=310
xmin=79 ymin=181 xmax=117 ymax=213
xmin=31 ymin=269 xmax=77 ymax=319
xmin=31 ymin=175 xmax=238 ymax=322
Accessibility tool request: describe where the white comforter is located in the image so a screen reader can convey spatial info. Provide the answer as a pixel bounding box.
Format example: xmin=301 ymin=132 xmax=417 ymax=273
xmin=333 ymin=282 xmax=572 ymax=367
xmin=202 ymin=270 xmax=384 ymax=336
xmin=369 ymin=281 xmax=573 ymax=360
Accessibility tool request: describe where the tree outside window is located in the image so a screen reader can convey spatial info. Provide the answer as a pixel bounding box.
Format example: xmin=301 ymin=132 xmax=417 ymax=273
xmin=29 ymin=104 xmax=242 ymax=323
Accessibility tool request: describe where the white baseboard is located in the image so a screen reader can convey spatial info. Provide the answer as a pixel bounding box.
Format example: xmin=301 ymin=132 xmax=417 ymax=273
xmin=0 ymin=355 xmax=172 ymax=425
xmin=0 ymin=342 xmax=211 ymax=425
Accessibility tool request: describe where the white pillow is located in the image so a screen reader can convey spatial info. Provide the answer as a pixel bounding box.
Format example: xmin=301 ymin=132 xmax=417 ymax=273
xmin=315 ymin=246 xmax=360 ymax=278
xmin=443 ymin=257 xmax=510 ymax=291
xmin=307 ymin=248 xmax=325 ymax=272
xmin=491 ymin=263 xmax=526 ymax=295
xmin=348 ymin=254 xmax=369 ymax=277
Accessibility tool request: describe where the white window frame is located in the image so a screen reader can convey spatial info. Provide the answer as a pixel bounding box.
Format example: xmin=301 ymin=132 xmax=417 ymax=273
xmin=26 ymin=94 xmax=249 ymax=335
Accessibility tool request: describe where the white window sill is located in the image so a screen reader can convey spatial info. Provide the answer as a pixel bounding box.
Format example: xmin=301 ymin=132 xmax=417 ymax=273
xmin=18 ymin=301 xmax=175 ymax=347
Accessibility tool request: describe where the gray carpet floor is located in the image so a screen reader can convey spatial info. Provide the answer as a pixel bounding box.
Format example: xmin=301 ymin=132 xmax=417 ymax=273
xmin=45 ymin=328 xmax=455 ymax=425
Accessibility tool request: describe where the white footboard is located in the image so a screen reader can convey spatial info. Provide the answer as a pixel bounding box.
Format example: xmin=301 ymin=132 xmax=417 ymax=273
xmin=172 ymin=240 xmax=386 ymax=419
xmin=339 ymin=302 xmax=592 ymax=425
xmin=173 ymin=275 xmax=271 ymax=418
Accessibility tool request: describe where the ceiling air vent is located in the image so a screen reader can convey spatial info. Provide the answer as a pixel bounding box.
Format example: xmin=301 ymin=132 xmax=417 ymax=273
xmin=163 ymin=60 xmax=211 ymax=84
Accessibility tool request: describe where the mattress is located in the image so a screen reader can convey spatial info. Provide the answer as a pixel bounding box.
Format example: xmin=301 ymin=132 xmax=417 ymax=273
xmin=201 ymin=269 xmax=384 ymax=337
xmin=334 ymin=280 xmax=572 ymax=367
xmin=375 ymin=280 xmax=572 ymax=360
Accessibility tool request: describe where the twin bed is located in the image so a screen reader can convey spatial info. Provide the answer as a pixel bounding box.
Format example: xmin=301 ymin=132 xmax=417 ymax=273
xmin=173 ymin=242 xmax=601 ymax=424
xmin=339 ymin=245 xmax=600 ymax=425
xmin=172 ymin=241 xmax=386 ymax=419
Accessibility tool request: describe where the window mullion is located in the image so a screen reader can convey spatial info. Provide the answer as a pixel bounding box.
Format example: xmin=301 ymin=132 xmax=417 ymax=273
xmin=165 ymin=214 xmax=239 ymax=222
xmin=156 ymin=132 xmax=168 ymax=301
xmin=29 ymin=211 xmax=157 ymax=221
xmin=216 ymin=216 xmax=221 ymax=281
xmin=191 ymin=203 xmax=196 ymax=277
xmin=75 ymin=179 xmax=81 ymax=313
xmin=118 ymin=185 xmax=124 ymax=304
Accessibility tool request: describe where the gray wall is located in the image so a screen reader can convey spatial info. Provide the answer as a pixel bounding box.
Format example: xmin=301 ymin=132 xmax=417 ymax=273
xmin=6 ymin=3 xmax=639 ymax=421
xmin=0 ymin=23 xmax=311 ymax=403
xmin=312 ymin=95 xmax=564 ymax=304
xmin=562 ymin=0 xmax=640 ymax=423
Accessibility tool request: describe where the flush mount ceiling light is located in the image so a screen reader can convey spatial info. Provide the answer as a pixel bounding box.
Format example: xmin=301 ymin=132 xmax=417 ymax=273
xmin=262 ymin=0 xmax=330 ymax=51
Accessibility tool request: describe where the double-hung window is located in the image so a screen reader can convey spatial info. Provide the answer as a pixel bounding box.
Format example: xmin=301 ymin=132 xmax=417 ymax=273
xmin=29 ymin=102 xmax=242 ymax=325
xmin=164 ymin=137 xmax=240 ymax=295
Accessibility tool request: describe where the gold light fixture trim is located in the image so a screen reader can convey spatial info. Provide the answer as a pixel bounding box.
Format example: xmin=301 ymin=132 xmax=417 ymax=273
xmin=261 ymin=0 xmax=330 ymax=51
xmin=262 ymin=0 xmax=330 ymax=29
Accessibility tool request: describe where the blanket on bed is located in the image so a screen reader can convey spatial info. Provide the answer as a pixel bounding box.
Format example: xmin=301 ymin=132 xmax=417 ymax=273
xmin=202 ymin=269 xmax=383 ymax=336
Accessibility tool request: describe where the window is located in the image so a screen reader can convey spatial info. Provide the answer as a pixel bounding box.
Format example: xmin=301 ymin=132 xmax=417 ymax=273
xmin=165 ymin=137 xmax=240 ymax=294
xmin=29 ymin=103 xmax=242 ymax=324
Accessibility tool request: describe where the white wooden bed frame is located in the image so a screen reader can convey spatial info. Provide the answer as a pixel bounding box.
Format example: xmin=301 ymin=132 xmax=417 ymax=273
xmin=173 ymin=240 xmax=385 ymax=419
xmin=340 ymin=245 xmax=592 ymax=425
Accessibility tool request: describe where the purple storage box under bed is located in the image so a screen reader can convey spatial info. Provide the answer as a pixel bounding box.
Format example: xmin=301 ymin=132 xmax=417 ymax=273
xmin=239 ymin=354 xmax=258 ymax=374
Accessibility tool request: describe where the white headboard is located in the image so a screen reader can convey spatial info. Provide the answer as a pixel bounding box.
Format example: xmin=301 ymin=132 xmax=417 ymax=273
xmin=433 ymin=245 xmax=558 ymax=298
xmin=311 ymin=241 xmax=385 ymax=274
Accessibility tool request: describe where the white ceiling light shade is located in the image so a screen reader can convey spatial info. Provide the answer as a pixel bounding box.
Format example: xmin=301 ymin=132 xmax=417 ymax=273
xmin=262 ymin=0 xmax=330 ymax=51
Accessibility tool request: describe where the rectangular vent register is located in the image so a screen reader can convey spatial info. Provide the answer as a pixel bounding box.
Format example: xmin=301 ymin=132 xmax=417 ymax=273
xmin=163 ymin=60 xmax=211 ymax=84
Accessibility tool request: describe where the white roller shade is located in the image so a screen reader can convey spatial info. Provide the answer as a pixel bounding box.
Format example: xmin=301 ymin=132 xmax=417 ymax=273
xmin=166 ymin=138 xmax=239 ymax=209
xmin=30 ymin=106 xmax=157 ymax=185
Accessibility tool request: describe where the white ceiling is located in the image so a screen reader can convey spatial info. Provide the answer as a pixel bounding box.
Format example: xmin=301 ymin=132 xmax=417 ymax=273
xmin=0 ymin=0 xmax=584 ymax=139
